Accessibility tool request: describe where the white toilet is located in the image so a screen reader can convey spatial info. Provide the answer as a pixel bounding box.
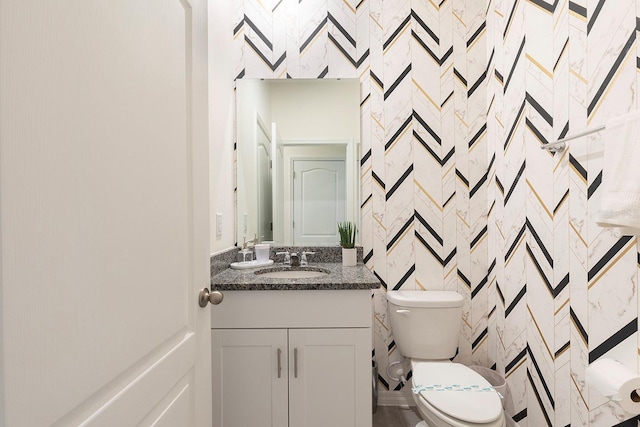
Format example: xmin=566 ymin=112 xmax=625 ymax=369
xmin=386 ymin=290 xmax=505 ymax=427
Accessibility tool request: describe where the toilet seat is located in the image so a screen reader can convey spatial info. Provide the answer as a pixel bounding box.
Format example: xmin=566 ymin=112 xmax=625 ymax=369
xmin=411 ymin=361 xmax=503 ymax=425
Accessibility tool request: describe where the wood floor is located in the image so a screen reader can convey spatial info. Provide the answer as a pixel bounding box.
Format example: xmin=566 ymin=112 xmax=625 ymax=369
xmin=372 ymin=406 xmax=422 ymax=427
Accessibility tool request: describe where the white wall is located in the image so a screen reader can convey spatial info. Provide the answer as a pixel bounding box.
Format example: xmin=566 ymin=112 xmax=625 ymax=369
xmin=208 ymin=0 xmax=235 ymax=254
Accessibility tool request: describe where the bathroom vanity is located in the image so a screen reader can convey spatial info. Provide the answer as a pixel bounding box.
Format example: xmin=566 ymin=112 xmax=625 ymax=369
xmin=210 ymin=262 xmax=379 ymax=427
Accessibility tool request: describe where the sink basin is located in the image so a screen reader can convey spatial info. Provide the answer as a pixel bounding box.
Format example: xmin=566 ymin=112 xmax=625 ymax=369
xmin=255 ymin=268 xmax=330 ymax=279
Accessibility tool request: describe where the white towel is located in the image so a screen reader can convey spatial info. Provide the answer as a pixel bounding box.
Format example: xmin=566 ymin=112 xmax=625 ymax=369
xmin=595 ymin=110 xmax=640 ymax=235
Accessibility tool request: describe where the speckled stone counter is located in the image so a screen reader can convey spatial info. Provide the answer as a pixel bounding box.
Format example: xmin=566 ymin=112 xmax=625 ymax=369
xmin=211 ymin=262 xmax=380 ymax=291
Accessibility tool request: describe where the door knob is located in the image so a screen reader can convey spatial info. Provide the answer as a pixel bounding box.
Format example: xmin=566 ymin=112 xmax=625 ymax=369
xmin=199 ymin=288 xmax=224 ymax=307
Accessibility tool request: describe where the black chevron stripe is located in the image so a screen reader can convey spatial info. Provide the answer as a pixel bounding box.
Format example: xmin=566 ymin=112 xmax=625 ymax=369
xmin=488 ymin=305 xmax=496 ymax=318
xmin=457 ymin=269 xmax=471 ymax=288
xmin=526 ymin=92 xmax=553 ymax=126
xmin=504 ymin=37 xmax=526 ymax=93
xmin=504 ymin=161 xmax=526 ymax=205
xmin=505 ymin=285 xmax=526 ymax=317
xmin=456 ymin=169 xmax=469 ymax=187
xmin=454 ymin=68 xmax=467 ymax=87
xmin=233 ymin=19 xmax=244 ymax=36
xmin=495 ymin=69 xmax=504 ymax=84
xmin=378 ymin=374 xmax=390 ymax=390
xmin=503 ymin=0 xmax=520 ymax=38
xmin=569 ymin=154 xmax=587 ymax=181
xmin=554 ymin=190 xmax=569 ymax=215
xmin=588 ymin=31 xmax=635 ymax=116
xmin=245 ymin=36 xmax=286 ymax=71
xmin=471 ymin=275 xmax=488 ymax=298
xmin=413 ymin=112 xmax=442 ymax=144
xmin=328 ymin=12 xmax=356 ymax=47
xmin=392 ymin=264 xmax=416 ymax=290
xmin=506 ymin=347 xmax=527 ymax=373
xmin=387 ymin=215 xmax=414 ymax=251
xmin=411 ymin=10 xmax=439 ymax=44
xmin=374 ymin=270 xmax=388 ymax=290
xmin=385 ymin=115 xmax=412 ymax=150
xmin=370 ymin=71 xmax=383 ymax=90
xmin=469 ymin=62 xmax=489 ymax=97
xmin=570 ymin=307 xmax=588 ymax=344
xmin=569 ymin=1 xmax=586 ymax=18
xmin=470 ymin=171 xmax=487 ymax=198
xmin=384 ymin=64 xmax=412 ymax=100
xmin=361 ymin=149 xmax=371 ymax=166
xmin=554 ymin=38 xmax=568 ymax=72
xmin=467 ymin=21 xmax=486 ymax=48
xmin=513 ymin=409 xmax=527 ymax=423
xmin=526 ymin=369 xmax=553 ymax=426
xmin=505 ymin=223 xmax=526 ymax=262
xmin=318 ymin=67 xmax=328 ymax=78
xmin=472 ymin=327 xmax=488 ymax=349
xmin=444 ymin=192 xmax=455 ymax=208
xmin=361 ymin=194 xmax=372 ymax=209
xmin=496 ymin=176 xmax=504 ymax=195
xmin=469 ymin=123 xmax=487 ymax=148
xmin=555 ymin=273 xmax=569 ymax=297
xmin=497 ymin=282 xmax=505 ymax=305
xmin=416 ymin=232 xmax=456 ymax=266
xmin=414 ymin=131 xmax=452 ymax=165
xmin=360 ymin=92 xmax=370 ymax=107
xmin=555 ymin=341 xmax=570 ymax=358
xmin=589 ymin=318 xmax=637 ymax=363
xmin=587 ymin=170 xmax=602 ymax=199
xmin=386 ymin=165 xmax=414 ymax=201
xmin=235 ymin=69 xmax=245 ymax=80
xmin=588 ymin=235 xmax=634 ymax=281
xmin=412 ymin=30 xmax=441 ymax=64
xmin=372 ymin=170 xmax=385 ymax=189
xmin=526 ymin=243 xmax=553 ymax=296
xmin=526 ymin=118 xmax=549 ymax=145
xmin=441 ymin=91 xmax=454 ymax=107
xmin=504 ymin=98 xmax=526 ymax=150
xmin=471 ymin=225 xmax=488 ymax=249
xmin=388 ymin=340 xmax=396 ymax=352
xmin=244 ymin=15 xmax=273 ymax=50
xmin=612 ymin=416 xmax=640 ymax=426
xmin=488 ymin=258 xmax=496 ymax=275
xmin=364 ymin=249 xmax=373 ymax=264
xmin=300 ymin=16 xmax=328 ymax=53
xmin=383 ymin=14 xmax=411 ymax=50
xmin=532 ymin=0 xmax=559 ymax=13
xmin=526 ymin=219 xmax=553 ymax=267
xmin=356 ymin=0 xmax=366 ymax=9
xmin=527 ymin=346 xmax=555 ymax=408
xmin=587 ymin=0 xmax=606 ymax=34
xmin=328 ymin=33 xmax=365 ymax=68
xmin=415 ymin=210 xmax=443 ymax=245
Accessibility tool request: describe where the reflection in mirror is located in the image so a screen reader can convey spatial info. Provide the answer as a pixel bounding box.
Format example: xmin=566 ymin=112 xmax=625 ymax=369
xmin=236 ymin=79 xmax=360 ymax=246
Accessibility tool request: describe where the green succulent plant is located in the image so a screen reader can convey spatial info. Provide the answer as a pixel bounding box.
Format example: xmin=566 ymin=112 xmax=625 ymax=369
xmin=337 ymin=221 xmax=357 ymax=249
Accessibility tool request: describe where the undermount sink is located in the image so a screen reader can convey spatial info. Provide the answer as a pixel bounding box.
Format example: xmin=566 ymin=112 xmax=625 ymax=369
xmin=255 ymin=267 xmax=330 ymax=279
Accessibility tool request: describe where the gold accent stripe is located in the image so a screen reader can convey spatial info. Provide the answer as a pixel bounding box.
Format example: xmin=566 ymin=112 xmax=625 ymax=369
xmin=384 ymin=123 xmax=412 ymax=154
xmin=588 ymin=43 xmax=636 ymax=125
xmin=467 ymin=28 xmax=486 ymax=52
xmin=588 ymin=240 xmax=636 ymax=289
xmin=417 ymin=279 xmax=426 ymax=290
xmin=358 ymin=64 xmax=371 ymax=81
xmin=569 ymin=68 xmax=587 ymax=84
xmin=526 ymin=179 xmax=553 ymax=220
xmin=374 ymin=313 xmax=389 ymax=330
xmin=525 ymin=53 xmax=553 ymax=79
xmin=505 ymin=233 xmax=525 ymax=266
xmin=553 ymin=0 xmax=569 ymax=30
xmin=455 ymin=111 xmax=469 ymax=128
xmin=342 ymin=0 xmax=356 ymax=14
xmin=472 ymin=336 xmax=489 ymax=354
xmin=361 ymin=165 xmax=372 ymax=180
xmin=415 ymin=179 xmax=444 ymax=213
xmin=471 ymin=232 xmax=488 ymax=253
xmin=373 ymin=214 xmax=387 ymax=231
xmin=554 ymin=298 xmax=569 ymax=316
xmin=370 ymin=13 xmax=383 ymax=30
xmin=456 ymin=211 xmax=471 ymax=229
xmin=469 ymin=131 xmax=486 ymax=153
xmin=569 ymin=162 xmax=587 ymax=185
xmin=506 ymin=359 xmax=526 ymax=378
xmin=495 ymin=9 xmax=505 ymax=18
xmin=383 ymin=22 xmax=411 ymax=54
xmin=454 ymin=11 xmax=466 ymax=27
xmin=527 ymin=304 xmax=554 ymax=360
xmin=571 ymin=373 xmax=588 ymax=409
xmin=569 ymin=9 xmax=587 ymax=22
xmin=569 ymin=221 xmax=587 ymax=247
xmin=444 ymin=265 xmax=456 ymax=280
xmin=552 ymin=147 xmax=568 ymax=173
xmin=441 ymin=62 xmax=454 ymax=79
xmin=413 ymin=78 xmax=441 ymax=111
xmin=300 ymin=27 xmax=327 ymax=57
xmin=371 ymin=112 xmax=384 ymax=130
xmin=387 ymin=222 xmax=413 ymax=254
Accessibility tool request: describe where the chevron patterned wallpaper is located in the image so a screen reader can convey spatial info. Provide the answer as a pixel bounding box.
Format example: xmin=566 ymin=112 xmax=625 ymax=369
xmin=232 ymin=0 xmax=640 ymax=425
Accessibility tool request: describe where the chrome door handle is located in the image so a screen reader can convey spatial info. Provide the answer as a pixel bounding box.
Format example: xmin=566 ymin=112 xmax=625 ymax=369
xmin=198 ymin=288 xmax=224 ymax=307
xmin=294 ymin=348 xmax=298 ymax=378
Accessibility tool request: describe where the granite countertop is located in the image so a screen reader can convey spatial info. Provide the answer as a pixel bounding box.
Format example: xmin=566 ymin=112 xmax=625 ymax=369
xmin=211 ymin=262 xmax=381 ymax=291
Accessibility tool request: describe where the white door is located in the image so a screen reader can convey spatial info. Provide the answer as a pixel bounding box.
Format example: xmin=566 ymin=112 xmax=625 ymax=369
xmin=292 ymin=160 xmax=345 ymax=246
xmin=211 ymin=329 xmax=288 ymax=427
xmin=0 ymin=1 xmax=211 ymax=426
xmin=288 ymin=328 xmax=371 ymax=427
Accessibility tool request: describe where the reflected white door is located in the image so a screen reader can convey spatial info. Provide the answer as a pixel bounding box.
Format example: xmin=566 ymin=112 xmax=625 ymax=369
xmin=0 ymin=0 xmax=211 ymax=426
xmin=292 ymin=160 xmax=345 ymax=246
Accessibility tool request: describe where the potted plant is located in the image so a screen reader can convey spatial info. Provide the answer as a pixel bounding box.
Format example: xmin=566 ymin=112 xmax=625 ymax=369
xmin=338 ymin=221 xmax=357 ymax=266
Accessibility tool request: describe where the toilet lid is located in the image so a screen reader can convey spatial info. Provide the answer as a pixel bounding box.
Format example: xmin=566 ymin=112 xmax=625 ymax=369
xmin=412 ymin=362 xmax=503 ymax=424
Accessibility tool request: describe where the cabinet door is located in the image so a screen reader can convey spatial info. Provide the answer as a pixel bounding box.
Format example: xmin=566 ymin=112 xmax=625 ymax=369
xmin=212 ymin=329 xmax=288 ymax=427
xmin=288 ymin=328 xmax=371 ymax=427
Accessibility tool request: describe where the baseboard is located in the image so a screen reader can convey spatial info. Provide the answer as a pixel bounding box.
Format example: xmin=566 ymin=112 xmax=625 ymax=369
xmin=377 ymin=390 xmax=415 ymax=407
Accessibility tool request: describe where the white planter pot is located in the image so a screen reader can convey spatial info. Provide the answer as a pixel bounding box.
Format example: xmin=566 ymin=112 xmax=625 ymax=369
xmin=342 ymin=248 xmax=357 ymax=267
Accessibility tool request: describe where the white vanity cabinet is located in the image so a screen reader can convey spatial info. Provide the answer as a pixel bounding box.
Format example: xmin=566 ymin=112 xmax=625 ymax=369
xmin=211 ymin=290 xmax=372 ymax=427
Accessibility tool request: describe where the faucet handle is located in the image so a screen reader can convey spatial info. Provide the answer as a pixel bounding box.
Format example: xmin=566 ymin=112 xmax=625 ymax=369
xmin=300 ymin=251 xmax=315 ymax=266
xmin=276 ymin=251 xmax=290 ymax=265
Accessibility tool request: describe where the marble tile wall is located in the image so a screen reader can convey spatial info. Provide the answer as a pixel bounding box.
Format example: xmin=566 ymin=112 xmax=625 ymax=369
xmin=231 ymin=1 xmax=640 ymax=425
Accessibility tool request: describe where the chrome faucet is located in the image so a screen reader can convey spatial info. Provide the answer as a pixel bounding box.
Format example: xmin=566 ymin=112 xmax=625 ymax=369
xmin=276 ymin=251 xmax=291 ymax=266
xmin=289 ymin=252 xmax=300 ymax=267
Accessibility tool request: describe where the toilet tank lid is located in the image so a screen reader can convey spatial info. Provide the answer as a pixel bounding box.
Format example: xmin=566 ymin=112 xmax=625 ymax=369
xmin=386 ymin=291 xmax=464 ymax=308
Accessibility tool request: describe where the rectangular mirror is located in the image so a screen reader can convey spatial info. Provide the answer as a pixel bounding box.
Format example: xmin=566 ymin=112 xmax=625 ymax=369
xmin=236 ymin=78 xmax=360 ymax=246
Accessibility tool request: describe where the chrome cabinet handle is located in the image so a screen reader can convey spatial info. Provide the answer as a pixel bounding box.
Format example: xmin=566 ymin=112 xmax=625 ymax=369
xmin=198 ymin=288 xmax=223 ymax=307
xmin=294 ymin=348 xmax=298 ymax=378
xmin=277 ymin=348 xmax=282 ymax=379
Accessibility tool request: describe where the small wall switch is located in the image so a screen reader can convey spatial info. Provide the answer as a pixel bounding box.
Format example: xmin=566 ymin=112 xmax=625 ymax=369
xmin=216 ymin=213 xmax=222 ymax=237
xmin=243 ymin=213 xmax=248 ymax=232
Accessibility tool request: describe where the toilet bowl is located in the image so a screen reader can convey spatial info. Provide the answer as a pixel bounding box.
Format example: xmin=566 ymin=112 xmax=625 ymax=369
xmin=410 ymin=360 xmax=504 ymax=427
xmin=386 ymin=290 xmax=505 ymax=427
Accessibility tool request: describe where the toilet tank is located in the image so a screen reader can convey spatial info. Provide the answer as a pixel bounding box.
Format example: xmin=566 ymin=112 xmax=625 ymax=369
xmin=386 ymin=291 xmax=464 ymax=360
